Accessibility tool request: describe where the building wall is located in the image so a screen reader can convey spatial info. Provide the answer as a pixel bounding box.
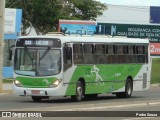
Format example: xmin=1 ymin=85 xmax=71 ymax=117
xmin=96 ymin=4 xmax=160 ymax=56
xmin=96 ymin=4 xmax=150 ymax=24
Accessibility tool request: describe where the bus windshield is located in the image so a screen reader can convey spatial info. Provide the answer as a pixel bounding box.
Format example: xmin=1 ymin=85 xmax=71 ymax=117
xmin=14 ymin=48 xmax=61 ymax=76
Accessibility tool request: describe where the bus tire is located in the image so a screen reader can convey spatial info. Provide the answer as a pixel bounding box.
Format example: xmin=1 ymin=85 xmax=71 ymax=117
xmin=116 ymin=79 xmax=133 ymax=98
xmin=31 ymin=96 xmax=42 ymax=102
xmin=71 ymin=81 xmax=84 ymax=102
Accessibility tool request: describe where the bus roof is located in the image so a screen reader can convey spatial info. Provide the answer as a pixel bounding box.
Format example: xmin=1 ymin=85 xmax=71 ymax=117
xmin=18 ymin=35 xmax=149 ymax=44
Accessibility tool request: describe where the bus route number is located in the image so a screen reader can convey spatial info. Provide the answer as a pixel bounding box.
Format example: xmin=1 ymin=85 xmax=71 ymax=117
xmin=25 ymin=40 xmax=49 ymax=46
xmin=25 ymin=40 xmax=32 ymax=45
xmin=36 ymin=41 xmax=49 ymax=45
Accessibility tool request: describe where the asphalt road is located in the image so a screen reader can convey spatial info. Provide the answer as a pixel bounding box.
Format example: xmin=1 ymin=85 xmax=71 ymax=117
xmin=0 ymin=85 xmax=160 ymax=120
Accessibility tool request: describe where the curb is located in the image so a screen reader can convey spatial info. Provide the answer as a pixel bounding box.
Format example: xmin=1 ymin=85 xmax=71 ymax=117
xmin=151 ymin=83 xmax=160 ymax=87
xmin=0 ymin=90 xmax=13 ymax=95
xmin=53 ymin=100 xmax=160 ymax=111
xmin=3 ymin=99 xmax=160 ymax=111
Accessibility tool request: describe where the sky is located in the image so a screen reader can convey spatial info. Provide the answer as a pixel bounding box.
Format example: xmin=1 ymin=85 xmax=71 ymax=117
xmin=97 ymin=0 xmax=160 ymax=6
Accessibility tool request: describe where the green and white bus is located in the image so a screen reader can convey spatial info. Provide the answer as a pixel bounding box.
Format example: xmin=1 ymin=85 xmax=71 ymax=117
xmin=13 ymin=35 xmax=150 ymax=102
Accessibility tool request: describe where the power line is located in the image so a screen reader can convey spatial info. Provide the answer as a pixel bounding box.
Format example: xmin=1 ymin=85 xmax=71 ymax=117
xmin=106 ymin=4 xmax=150 ymax=12
xmin=8 ymin=0 xmax=20 ymax=8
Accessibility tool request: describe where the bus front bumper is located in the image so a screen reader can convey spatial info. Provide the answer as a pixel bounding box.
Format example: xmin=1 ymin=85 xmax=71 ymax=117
xmin=13 ymin=84 xmax=66 ymax=97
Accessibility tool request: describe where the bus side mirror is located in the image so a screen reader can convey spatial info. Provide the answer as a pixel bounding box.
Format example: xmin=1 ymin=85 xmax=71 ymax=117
xmin=9 ymin=49 xmax=12 ymax=60
xmin=9 ymin=45 xmax=15 ymax=61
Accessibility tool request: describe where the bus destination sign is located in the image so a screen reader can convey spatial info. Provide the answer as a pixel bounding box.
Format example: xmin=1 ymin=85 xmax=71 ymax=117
xmin=16 ymin=38 xmax=61 ymax=47
xmin=25 ymin=40 xmax=51 ymax=46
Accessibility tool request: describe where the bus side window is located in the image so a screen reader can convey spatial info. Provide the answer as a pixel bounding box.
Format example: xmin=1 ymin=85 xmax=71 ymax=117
xmin=95 ymin=44 xmax=106 ymax=64
xmin=127 ymin=45 xmax=134 ymax=63
xmin=117 ymin=45 xmax=126 ymax=64
xmin=73 ymin=44 xmax=83 ymax=64
xmin=83 ymin=44 xmax=94 ymax=64
xmin=137 ymin=45 xmax=145 ymax=63
xmin=63 ymin=45 xmax=72 ymax=71
xmin=132 ymin=45 xmax=137 ymax=63
xmin=107 ymin=45 xmax=116 ymax=64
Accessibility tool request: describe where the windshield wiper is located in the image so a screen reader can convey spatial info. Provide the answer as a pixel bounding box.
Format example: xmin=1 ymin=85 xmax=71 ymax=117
xmin=25 ymin=47 xmax=33 ymax=60
xmin=40 ymin=47 xmax=50 ymax=60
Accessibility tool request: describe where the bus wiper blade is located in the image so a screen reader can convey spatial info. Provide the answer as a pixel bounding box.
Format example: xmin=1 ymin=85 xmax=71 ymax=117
xmin=40 ymin=47 xmax=50 ymax=60
xmin=25 ymin=47 xmax=33 ymax=60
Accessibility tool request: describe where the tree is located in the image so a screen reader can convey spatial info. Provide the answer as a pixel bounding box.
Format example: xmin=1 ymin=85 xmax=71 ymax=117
xmin=6 ymin=0 xmax=107 ymax=35
xmin=6 ymin=0 xmax=31 ymax=35
xmin=67 ymin=0 xmax=107 ymax=20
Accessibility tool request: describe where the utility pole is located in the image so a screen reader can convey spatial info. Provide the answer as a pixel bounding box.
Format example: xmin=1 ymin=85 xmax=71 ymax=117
xmin=0 ymin=0 xmax=5 ymax=93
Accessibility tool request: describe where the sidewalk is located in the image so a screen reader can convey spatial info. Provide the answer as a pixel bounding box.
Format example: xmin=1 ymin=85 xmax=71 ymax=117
xmin=0 ymin=83 xmax=13 ymax=94
xmin=2 ymin=83 xmax=13 ymax=90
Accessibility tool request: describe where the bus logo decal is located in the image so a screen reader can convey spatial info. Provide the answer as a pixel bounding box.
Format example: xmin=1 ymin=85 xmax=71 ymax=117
xmin=91 ymin=65 xmax=104 ymax=86
xmin=42 ymin=79 xmax=51 ymax=85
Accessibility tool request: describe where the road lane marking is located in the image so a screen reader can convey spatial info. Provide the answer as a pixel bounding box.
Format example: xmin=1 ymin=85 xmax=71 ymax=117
xmin=1 ymin=100 xmax=160 ymax=111
xmin=123 ymin=117 xmax=156 ymax=120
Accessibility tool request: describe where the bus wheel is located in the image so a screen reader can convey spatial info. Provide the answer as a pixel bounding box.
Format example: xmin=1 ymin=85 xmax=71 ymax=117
xmin=116 ymin=79 xmax=133 ymax=98
xmin=71 ymin=81 xmax=84 ymax=102
xmin=31 ymin=96 xmax=42 ymax=102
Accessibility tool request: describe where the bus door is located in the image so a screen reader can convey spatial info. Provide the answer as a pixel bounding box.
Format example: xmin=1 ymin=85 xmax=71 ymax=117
xmin=63 ymin=44 xmax=72 ymax=84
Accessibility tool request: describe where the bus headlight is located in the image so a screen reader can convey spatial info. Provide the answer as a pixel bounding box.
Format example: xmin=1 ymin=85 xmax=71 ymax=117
xmin=14 ymin=80 xmax=23 ymax=87
xmin=50 ymin=79 xmax=62 ymax=87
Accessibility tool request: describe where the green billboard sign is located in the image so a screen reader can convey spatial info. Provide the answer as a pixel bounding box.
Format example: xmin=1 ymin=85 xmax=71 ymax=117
xmin=97 ymin=23 xmax=160 ymax=42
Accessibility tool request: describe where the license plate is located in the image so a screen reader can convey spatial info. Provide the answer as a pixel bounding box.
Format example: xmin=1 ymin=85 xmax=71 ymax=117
xmin=31 ymin=90 xmax=40 ymax=94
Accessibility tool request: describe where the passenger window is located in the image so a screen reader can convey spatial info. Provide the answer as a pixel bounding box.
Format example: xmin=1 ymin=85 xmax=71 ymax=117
xmin=106 ymin=45 xmax=116 ymax=64
xmin=117 ymin=45 xmax=126 ymax=63
xmin=95 ymin=44 xmax=106 ymax=64
xmin=83 ymin=44 xmax=94 ymax=64
xmin=127 ymin=45 xmax=136 ymax=63
xmin=63 ymin=45 xmax=72 ymax=71
xmin=137 ymin=45 xmax=145 ymax=63
xmin=73 ymin=44 xmax=83 ymax=64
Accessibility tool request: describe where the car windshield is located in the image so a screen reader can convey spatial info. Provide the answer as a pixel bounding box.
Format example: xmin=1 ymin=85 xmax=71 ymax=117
xmin=14 ymin=48 xmax=61 ymax=76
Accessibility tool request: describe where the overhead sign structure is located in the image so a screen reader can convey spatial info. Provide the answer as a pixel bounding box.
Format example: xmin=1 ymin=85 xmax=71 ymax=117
xmin=4 ymin=8 xmax=16 ymax=34
xmin=97 ymin=23 xmax=160 ymax=42
xmin=150 ymin=43 xmax=160 ymax=56
xmin=58 ymin=20 xmax=160 ymax=56
xmin=3 ymin=8 xmax=22 ymax=78
xmin=4 ymin=8 xmax=22 ymax=40
xmin=58 ymin=20 xmax=96 ymax=35
xmin=150 ymin=6 xmax=160 ymax=24
xmin=0 ymin=0 xmax=5 ymax=92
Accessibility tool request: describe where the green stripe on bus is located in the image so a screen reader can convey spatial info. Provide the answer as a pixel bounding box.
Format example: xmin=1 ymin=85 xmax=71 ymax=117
xmin=65 ymin=64 xmax=142 ymax=95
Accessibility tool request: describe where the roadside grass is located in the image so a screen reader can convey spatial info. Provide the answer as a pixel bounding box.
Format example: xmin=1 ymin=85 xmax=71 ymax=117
xmin=151 ymin=58 xmax=160 ymax=84
xmin=3 ymin=78 xmax=13 ymax=84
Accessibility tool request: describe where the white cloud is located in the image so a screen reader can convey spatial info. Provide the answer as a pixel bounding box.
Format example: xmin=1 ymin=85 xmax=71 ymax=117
xmin=97 ymin=0 xmax=160 ymax=6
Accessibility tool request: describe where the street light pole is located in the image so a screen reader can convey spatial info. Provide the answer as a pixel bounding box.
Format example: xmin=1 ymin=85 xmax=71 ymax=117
xmin=0 ymin=0 xmax=5 ymax=93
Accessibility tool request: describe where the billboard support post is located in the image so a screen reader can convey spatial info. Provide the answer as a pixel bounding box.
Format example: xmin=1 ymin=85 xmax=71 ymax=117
xmin=0 ymin=0 xmax=5 ymax=93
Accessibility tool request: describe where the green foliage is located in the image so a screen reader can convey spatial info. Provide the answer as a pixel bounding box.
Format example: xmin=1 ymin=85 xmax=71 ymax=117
xmin=6 ymin=0 xmax=107 ymax=35
xmin=68 ymin=0 xmax=107 ymax=20
xmin=151 ymin=58 xmax=160 ymax=84
xmin=3 ymin=79 xmax=13 ymax=83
